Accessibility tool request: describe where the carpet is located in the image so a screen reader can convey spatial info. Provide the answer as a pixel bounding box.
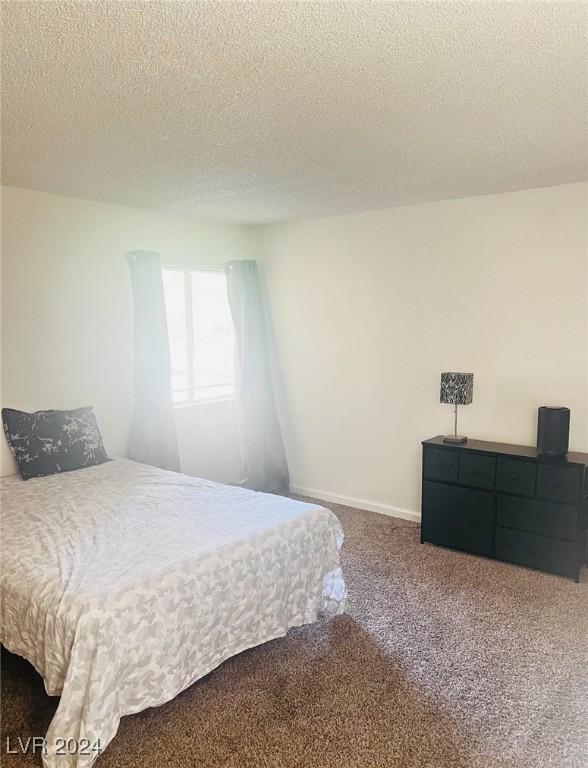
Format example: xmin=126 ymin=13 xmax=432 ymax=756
xmin=2 ymin=497 xmax=587 ymax=767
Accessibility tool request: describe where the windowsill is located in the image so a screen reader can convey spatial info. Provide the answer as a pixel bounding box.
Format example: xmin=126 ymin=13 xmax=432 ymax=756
xmin=173 ymin=395 xmax=235 ymax=409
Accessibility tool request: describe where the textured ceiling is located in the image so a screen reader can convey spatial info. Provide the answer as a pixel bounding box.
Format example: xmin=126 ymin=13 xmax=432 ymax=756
xmin=2 ymin=1 xmax=587 ymax=224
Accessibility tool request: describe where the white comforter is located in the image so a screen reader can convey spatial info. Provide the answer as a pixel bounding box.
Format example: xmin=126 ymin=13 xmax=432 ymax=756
xmin=0 ymin=459 xmax=346 ymax=767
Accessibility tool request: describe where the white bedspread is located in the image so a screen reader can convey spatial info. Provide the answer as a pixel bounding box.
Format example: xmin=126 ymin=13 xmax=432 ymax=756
xmin=0 ymin=459 xmax=346 ymax=767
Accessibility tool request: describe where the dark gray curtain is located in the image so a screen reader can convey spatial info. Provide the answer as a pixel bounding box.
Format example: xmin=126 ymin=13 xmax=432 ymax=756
xmin=225 ymin=260 xmax=289 ymax=493
xmin=126 ymin=250 xmax=180 ymax=471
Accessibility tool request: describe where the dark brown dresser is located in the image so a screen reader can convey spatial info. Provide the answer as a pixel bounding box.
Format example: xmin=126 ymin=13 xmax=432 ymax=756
xmin=421 ymin=436 xmax=588 ymax=581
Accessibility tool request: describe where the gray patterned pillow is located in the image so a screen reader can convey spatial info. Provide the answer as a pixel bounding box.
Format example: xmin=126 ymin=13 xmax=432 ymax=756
xmin=2 ymin=406 xmax=108 ymax=480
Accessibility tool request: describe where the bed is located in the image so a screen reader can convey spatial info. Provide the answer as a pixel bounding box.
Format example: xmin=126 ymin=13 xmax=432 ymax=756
xmin=0 ymin=459 xmax=346 ymax=767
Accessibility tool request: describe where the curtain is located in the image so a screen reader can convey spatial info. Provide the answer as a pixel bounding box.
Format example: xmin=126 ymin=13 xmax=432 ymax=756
xmin=126 ymin=250 xmax=180 ymax=471
xmin=225 ymin=260 xmax=289 ymax=493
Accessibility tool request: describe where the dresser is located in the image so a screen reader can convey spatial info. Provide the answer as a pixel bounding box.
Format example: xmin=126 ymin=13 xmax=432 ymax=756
xmin=421 ymin=436 xmax=588 ymax=581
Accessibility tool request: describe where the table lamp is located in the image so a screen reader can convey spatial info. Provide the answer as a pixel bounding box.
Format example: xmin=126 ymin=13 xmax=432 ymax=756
xmin=440 ymin=372 xmax=473 ymax=444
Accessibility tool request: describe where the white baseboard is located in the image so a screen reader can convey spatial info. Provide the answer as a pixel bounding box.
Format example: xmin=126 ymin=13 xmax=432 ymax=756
xmin=289 ymin=484 xmax=421 ymax=523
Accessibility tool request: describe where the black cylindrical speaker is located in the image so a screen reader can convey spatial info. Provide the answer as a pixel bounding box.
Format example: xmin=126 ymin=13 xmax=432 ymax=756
xmin=536 ymin=406 xmax=570 ymax=457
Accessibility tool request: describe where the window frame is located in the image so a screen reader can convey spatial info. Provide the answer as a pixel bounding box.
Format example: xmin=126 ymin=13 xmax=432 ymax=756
xmin=162 ymin=264 xmax=236 ymax=407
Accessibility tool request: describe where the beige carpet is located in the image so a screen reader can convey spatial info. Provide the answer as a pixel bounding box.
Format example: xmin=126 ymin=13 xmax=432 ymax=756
xmin=2 ymin=497 xmax=588 ymax=767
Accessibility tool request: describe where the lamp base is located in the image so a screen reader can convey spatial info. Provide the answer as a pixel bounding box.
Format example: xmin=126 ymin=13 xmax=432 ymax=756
xmin=443 ymin=435 xmax=468 ymax=444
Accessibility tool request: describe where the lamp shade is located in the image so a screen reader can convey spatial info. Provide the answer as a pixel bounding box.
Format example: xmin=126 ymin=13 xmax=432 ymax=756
xmin=440 ymin=372 xmax=473 ymax=405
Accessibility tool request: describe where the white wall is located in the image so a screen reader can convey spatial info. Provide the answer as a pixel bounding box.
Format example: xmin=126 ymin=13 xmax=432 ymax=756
xmin=256 ymin=183 xmax=588 ymax=519
xmin=4 ymin=183 xmax=587 ymax=513
xmin=1 ymin=186 xmax=250 ymax=479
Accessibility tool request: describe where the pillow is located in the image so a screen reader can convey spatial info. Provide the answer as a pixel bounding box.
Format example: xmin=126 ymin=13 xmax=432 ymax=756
xmin=2 ymin=406 xmax=108 ymax=480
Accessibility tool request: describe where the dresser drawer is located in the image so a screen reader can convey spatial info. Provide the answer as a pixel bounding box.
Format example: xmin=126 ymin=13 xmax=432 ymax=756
xmin=422 ymin=514 xmax=493 ymax=558
xmin=537 ymin=464 xmax=581 ymax=504
xmin=422 ymin=481 xmax=493 ymax=556
xmin=423 ymin=447 xmax=458 ymax=484
xmin=459 ymin=452 xmax=495 ymax=490
xmin=423 ymin=481 xmax=493 ymax=524
xmin=496 ymin=457 xmax=536 ymax=497
xmin=497 ymin=495 xmax=577 ymax=541
xmin=495 ymin=527 xmax=577 ymax=578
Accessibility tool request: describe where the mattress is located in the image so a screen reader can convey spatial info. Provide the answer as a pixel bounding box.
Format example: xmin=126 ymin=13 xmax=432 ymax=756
xmin=0 ymin=459 xmax=346 ymax=767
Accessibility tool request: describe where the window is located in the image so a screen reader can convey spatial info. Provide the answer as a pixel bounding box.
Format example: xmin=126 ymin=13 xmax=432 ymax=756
xmin=162 ymin=267 xmax=235 ymax=404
